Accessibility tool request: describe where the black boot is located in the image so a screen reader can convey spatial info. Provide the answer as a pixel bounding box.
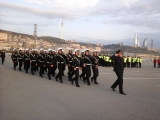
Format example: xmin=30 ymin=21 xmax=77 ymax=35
xmin=48 ymin=76 xmax=51 ymax=80
xmin=94 ymin=79 xmax=98 ymax=84
xmin=91 ymin=77 xmax=93 ymax=83
xmin=31 ymin=71 xmax=34 ymax=75
xmin=87 ymin=79 xmax=91 ymax=85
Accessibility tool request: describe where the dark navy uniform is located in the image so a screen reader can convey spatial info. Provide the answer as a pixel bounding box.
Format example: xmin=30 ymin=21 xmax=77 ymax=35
xmin=83 ymin=54 xmax=92 ymax=85
xmin=38 ymin=53 xmax=46 ymax=77
xmin=55 ymin=53 xmax=66 ymax=83
xmin=80 ymin=53 xmax=85 ymax=82
xmin=17 ymin=51 xmax=23 ymax=71
xmin=1 ymin=50 xmax=5 ymax=64
xmin=111 ymin=50 xmax=126 ymax=95
xmin=72 ymin=54 xmax=80 ymax=87
xmin=46 ymin=52 xmax=54 ymax=80
xmin=23 ymin=53 xmax=30 ymax=73
xmin=91 ymin=55 xmax=99 ymax=84
xmin=11 ymin=51 xmax=18 ymax=70
xmin=30 ymin=52 xmax=37 ymax=75
xmin=67 ymin=53 xmax=74 ymax=81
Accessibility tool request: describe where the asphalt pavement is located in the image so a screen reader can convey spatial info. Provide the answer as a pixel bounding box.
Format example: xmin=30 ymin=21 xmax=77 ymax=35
xmin=0 ymin=55 xmax=160 ymax=120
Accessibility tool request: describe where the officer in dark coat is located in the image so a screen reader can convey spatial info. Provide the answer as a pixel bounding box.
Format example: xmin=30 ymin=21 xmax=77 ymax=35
xmin=37 ymin=48 xmax=46 ymax=78
xmin=71 ymin=49 xmax=80 ymax=87
xmin=55 ymin=48 xmax=66 ymax=83
xmin=51 ymin=50 xmax=57 ymax=76
xmin=30 ymin=49 xmax=37 ymax=75
xmin=23 ymin=49 xmax=30 ymax=73
xmin=11 ymin=49 xmax=18 ymax=70
xmin=111 ymin=49 xmax=126 ymax=95
xmin=1 ymin=49 xmax=5 ymax=64
xmin=91 ymin=50 xmax=99 ymax=84
xmin=46 ymin=49 xmax=54 ymax=80
xmin=83 ymin=49 xmax=92 ymax=85
xmin=17 ymin=49 xmax=24 ymax=71
xmin=80 ymin=51 xmax=86 ymax=82
xmin=67 ymin=48 xmax=74 ymax=81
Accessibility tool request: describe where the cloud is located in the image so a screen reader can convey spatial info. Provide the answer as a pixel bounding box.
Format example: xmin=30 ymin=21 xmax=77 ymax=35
xmin=0 ymin=1 xmax=74 ymax=19
xmin=91 ymin=0 xmax=160 ymax=29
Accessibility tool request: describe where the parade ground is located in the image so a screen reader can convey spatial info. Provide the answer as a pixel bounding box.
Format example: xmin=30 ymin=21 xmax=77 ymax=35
xmin=0 ymin=55 xmax=160 ymax=120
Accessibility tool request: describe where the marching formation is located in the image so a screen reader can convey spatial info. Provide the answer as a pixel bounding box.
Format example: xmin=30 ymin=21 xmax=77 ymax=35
xmin=10 ymin=48 xmax=99 ymax=87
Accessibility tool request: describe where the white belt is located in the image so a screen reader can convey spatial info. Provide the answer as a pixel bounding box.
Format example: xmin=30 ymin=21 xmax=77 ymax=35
xmin=58 ymin=62 xmax=64 ymax=64
xmin=86 ymin=64 xmax=92 ymax=66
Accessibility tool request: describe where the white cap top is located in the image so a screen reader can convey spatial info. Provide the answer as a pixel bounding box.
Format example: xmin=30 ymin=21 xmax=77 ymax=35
xmin=74 ymin=49 xmax=79 ymax=53
xmin=85 ymin=49 xmax=89 ymax=52
xmin=39 ymin=48 xmax=44 ymax=51
xmin=68 ymin=48 xmax=73 ymax=51
xmin=57 ymin=48 xmax=62 ymax=51
xmin=93 ymin=50 xmax=98 ymax=52
xmin=25 ymin=48 xmax=29 ymax=51
xmin=13 ymin=48 xmax=16 ymax=51
xmin=48 ymin=48 xmax=52 ymax=52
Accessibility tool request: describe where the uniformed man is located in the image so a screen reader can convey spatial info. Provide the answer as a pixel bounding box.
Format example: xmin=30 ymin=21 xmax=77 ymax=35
xmin=91 ymin=50 xmax=99 ymax=84
xmin=17 ymin=49 xmax=24 ymax=71
xmin=61 ymin=50 xmax=67 ymax=76
xmin=67 ymin=48 xmax=74 ymax=81
xmin=30 ymin=49 xmax=37 ymax=75
xmin=1 ymin=49 xmax=5 ymax=64
xmin=80 ymin=51 xmax=86 ymax=82
xmin=71 ymin=49 xmax=80 ymax=87
xmin=34 ymin=49 xmax=39 ymax=72
xmin=11 ymin=49 xmax=18 ymax=70
xmin=51 ymin=49 xmax=57 ymax=76
xmin=139 ymin=57 xmax=142 ymax=68
xmin=46 ymin=49 xmax=54 ymax=80
xmin=55 ymin=48 xmax=66 ymax=83
xmin=111 ymin=49 xmax=126 ymax=95
xmin=23 ymin=48 xmax=30 ymax=73
xmin=38 ymin=48 xmax=46 ymax=78
xmin=83 ymin=49 xmax=92 ymax=85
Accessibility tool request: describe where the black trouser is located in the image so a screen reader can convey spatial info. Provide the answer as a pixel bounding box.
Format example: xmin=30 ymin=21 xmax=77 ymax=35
xmin=52 ymin=63 xmax=57 ymax=75
xmin=91 ymin=66 xmax=99 ymax=83
xmin=24 ymin=60 xmax=30 ymax=72
xmin=124 ymin=63 xmax=126 ymax=68
xmin=72 ymin=68 xmax=79 ymax=86
xmin=136 ymin=62 xmax=138 ymax=68
xmin=1 ymin=57 xmax=5 ymax=64
xmin=127 ymin=62 xmax=130 ymax=67
xmin=18 ymin=59 xmax=23 ymax=70
xmin=47 ymin=64 xmax=53 ymax=78
xmin=154 ymin=63 xmax=156 ymax=68
xmin=39 ymin=62 xmax=44 ymax=76
xmin=13 ymin=60 xmax=18 ymax=69
xmin=85 ymin=65 xmax=91 ymax=85
xmin=80 ymin=67 xmax=85 ymax=80
xmin=56 ymin=63 xmax=63 ymax=82
xmin=139 ymin=63 xmax=141 ymax=68
xmin=31 ymin=61 xmax=36 ymax=73
xmin=111 ymin=69 xmax=124 ymax=93
xmin=68 ymin=65 xmax=73 ymax=81
xmin=62 ymin=63 xmax=65 ymax=75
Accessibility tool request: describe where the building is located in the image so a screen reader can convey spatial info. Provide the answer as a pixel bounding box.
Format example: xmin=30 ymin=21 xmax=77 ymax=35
xmin=142 ymin=39 xmax=148 ymax=48
xmin=0 ymin=32 xmax=7 ymax=42
xmin=133 ymin=34 xmax=139 ymax=47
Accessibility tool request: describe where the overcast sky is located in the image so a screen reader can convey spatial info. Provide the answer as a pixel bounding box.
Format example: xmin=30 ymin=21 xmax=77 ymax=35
xmin=0 ymin=0 xmax=160 ymax=48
